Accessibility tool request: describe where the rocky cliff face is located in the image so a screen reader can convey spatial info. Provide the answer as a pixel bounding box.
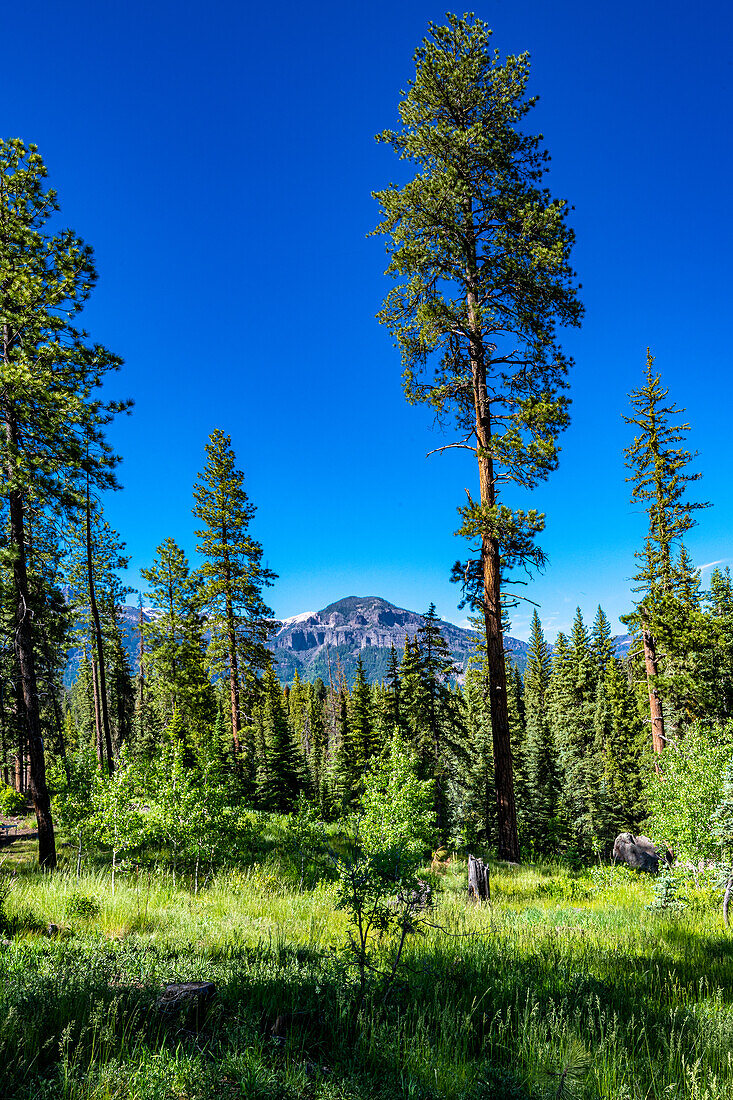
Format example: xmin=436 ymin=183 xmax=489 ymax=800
xmin=271 ymin=595 xmax=529 ymax=685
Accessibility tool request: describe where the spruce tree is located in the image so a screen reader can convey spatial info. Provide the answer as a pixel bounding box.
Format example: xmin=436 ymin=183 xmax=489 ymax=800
xmin=553 ymin=609 xmax=600 ymax=853
xmin=307 ymin=678 xmax=329 ymax=811
xmin=193 ymin=429 xmax=276 ymax=756
xmin=332 ymin=686 xmax=360 ymax=812
xmin=417 ymin=605 xmax=464 ymax=838
xmin=373 ymin=15 xmax=582 ymax=861
xmin=596 ymin=658 xmax=646 ymax=838
xmin=399 ymin=636 xmax=427 ymax=747
xmin=256 ymin=665 xmax=301 ymax=812
xmin=384 ymin=644 xmax=402 ymax=733
xmin=524 ymin=609 xmax=560 ymax=854
xmin=350 ymin=655 xmax=376 ymax=770
xmin=707 ymin=568 xmax=733 ymax=722
xmin=141 ymin=538 xmax=214 ymax=740
xmin=461 ymin=660 xmax=495 ymax=847
xmin=623 ymin=349 xmax=708 ymax=754
xmin=591 ymin=606 xmax=614 ymax=674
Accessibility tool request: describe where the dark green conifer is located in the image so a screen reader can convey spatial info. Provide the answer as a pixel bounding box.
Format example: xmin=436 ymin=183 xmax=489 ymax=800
xmin=350 ymin=655 xmax=376 ymax=769
xmin=591 ymin=606 xmax=614 ymax=674
xmin=597 ymin=658 xmax=646 ymax=836
xmin=524 ymin=610 xmax=561 ymax=854
xmin=141 ymin=538 xmax=215 ymax=742
xmin=623 ymin=349 xmax=709 ymax=754
xmin=333 ymin=687 xmax=360 ymax=812
xmin=256 ymin=666 xmax=301 ymax=813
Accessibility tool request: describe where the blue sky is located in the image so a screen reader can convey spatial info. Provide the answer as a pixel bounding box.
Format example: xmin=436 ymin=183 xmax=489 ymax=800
xmin=4 ymin=1 xmax=732 ymax=641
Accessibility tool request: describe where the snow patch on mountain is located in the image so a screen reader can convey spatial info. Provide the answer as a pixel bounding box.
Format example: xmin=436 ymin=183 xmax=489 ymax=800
xmin=277 ymin=611 xmax=317 ymax=631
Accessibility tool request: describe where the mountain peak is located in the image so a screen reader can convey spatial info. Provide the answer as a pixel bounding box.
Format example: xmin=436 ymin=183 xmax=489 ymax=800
xmin=272 ymin=595 xmax=495 ymax=685
xmin=319 ymin=595 xmax=402 ymax=617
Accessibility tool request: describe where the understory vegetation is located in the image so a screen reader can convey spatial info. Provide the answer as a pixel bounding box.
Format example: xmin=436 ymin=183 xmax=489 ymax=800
xmin=1 ymin=845 xmax=732 ymax=1100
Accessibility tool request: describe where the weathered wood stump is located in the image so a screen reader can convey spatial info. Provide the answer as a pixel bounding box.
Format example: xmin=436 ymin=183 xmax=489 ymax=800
xmin=156 ymin=981 xmax=216 ymax=1026
xmin=467 ymin=853 xmax=490 ymax=902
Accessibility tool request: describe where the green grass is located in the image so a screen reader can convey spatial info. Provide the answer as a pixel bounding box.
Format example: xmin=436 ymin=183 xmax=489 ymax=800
xmin=1 ymin=851 xmax=732 ymax=1099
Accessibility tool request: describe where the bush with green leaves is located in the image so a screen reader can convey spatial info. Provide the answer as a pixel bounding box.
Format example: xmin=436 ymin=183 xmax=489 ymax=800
xmin=53 ymin=747 xmax=100 ymax=875
xmin=644 ymin=720 xmax=733 ymax=861
xmin=0 ymin=784 xmax=26 ymax=816
xmin=145 ymin=739 xmax=234 ymax=890
xmin=647 ymin=864 xmax=687 ymax=912
xmin=63 ymin=892 xmax=101 ymax=919
xmin=334 ymin=732 xmax=437 ymax=1006
xmin=276 ymin=796 xmax=332 ymax=890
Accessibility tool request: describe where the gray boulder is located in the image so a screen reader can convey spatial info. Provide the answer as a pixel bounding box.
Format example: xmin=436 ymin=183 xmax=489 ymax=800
xmin=612 ymin=833 xmax=660 ymax=873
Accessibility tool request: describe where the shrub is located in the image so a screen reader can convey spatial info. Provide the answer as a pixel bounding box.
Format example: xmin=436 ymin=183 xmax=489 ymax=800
xmin=0 ymin=784 xmax=26 ymax=816
xmin=644 ymin=720 xmax=733 ymax=861
xmin=63 ymin=892 xmax=101 ymax=919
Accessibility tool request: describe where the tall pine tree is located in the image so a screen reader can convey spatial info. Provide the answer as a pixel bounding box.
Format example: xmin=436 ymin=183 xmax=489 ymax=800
xmin=373 ymin=16 xmax=582 ymax=860
xmin=193 ymin=429 xmax=276 ymax=757
xmin=0 ymin=141 xmax=129 ymax=866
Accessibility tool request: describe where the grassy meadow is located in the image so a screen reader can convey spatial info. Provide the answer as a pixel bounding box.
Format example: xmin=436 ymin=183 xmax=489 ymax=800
xmin=1 ymin=842 xmax=732 ymax=1100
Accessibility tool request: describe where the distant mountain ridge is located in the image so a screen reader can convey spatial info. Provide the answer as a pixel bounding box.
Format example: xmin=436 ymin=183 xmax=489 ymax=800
xmin=64 ymin=593 xmax=634 ymax=688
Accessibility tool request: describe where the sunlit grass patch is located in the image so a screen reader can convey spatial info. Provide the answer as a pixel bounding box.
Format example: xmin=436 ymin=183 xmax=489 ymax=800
xmin=1 ymin=854 xmax=733 ymax=1098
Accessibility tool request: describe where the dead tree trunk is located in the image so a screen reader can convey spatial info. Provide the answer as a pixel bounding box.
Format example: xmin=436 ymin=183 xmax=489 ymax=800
xmin=467 ymin=853 xmax=491 ymax=902
xmin=642 ymin=628 xmax=665 ymax=757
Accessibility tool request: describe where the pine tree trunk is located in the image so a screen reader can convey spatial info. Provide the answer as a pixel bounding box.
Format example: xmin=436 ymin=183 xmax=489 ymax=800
xmin=14 ymin=712 xmax=23 ymax=793
xmin=466 ymin=265 xmax=519 ymax=863
xmin=86 ymin=473 xmax=114 ymax=773
xmin=137 ymin=601 xmax=145 ymax=712
xmin=3 ymin=399 xmax=56 ymax=867
xmin=225 ymin=580 xmax=241 ymax=756
xmin=642 ymin=628 xmax=665 ymax=755
xmin=0 ymin=683 xmax=7 ymax=787
xmin=39 ymin=623 xmax=70 ymax=784
xmin=92 ymin=655 xmax=104 ymax=767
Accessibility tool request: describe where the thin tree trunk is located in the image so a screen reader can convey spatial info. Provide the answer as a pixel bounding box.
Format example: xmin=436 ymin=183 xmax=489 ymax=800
xmin=0 ymin=681 xmax=7 ymax=787
xmin=86 ymin=472 xmax=114 ymax=773
xmin=38 ymin=623 xmax=70 ymax=784
xmin=137 ymin=597 xmax=145 ymax=713
xmin=642 ymin=628 xmax=665 ymax=756
xmin=3 ymin=392 xmax=56 ymax=867
xmin=91 ymin=655 xmax=104 ymax=768
xmin=225 ymin=576 xmax=241 ymax=756
xmin=465 ymin=236 xmax=519 ymax=863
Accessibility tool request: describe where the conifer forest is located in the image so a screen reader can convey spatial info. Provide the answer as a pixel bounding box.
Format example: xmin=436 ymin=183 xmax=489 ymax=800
xmin=2 ymin=12 xmax=733 ymax=1100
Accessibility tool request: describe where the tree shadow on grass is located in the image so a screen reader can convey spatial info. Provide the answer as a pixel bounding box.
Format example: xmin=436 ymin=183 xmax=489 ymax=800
xmin=2 ymin=916 xmax=732 ymax=1100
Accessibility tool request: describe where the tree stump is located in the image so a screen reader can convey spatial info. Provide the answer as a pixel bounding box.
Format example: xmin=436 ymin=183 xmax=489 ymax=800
xmin=156 ymin=981 xmax=216 ymax=1028
xmin=467 ymin=854 xmax=490 ymax=902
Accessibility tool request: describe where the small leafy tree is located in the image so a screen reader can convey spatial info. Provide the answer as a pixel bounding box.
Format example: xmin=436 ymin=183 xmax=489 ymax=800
xmin=92 ymin=747 xmax=144 ymax=892
xmin=53 ymin=746 xmax=99 ymax=876
xmin=644 ymin=721 xmax=733 ymax=862
xmin=146 ymin=736 xmax=228 ymax=889
xmin=712 ymin=756 xmax=733 ymax=926
xmin=335 ymin=732 xmax=436 ymax=1006
xmin=279 ymin=795 xmax=330 ymax=891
